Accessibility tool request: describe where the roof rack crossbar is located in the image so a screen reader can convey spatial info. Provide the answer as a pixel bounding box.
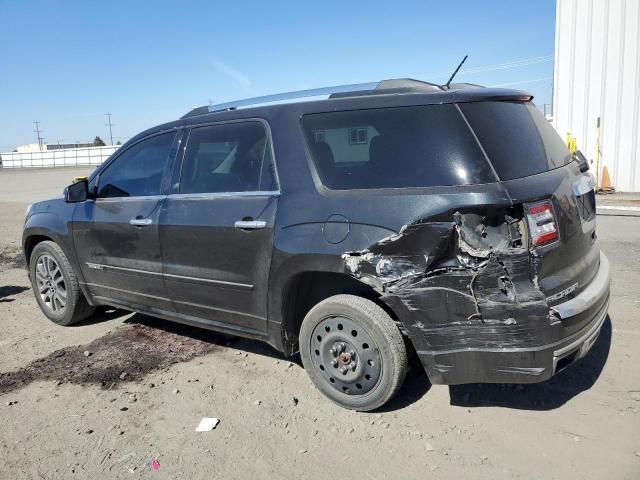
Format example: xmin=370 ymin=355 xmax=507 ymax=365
xmin=208 ymin=82 xmax=380 ymax=112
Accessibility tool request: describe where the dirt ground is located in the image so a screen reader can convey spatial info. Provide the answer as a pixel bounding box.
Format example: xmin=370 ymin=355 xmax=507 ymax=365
xmin=0 ymin=167 xmax=639 ymax=479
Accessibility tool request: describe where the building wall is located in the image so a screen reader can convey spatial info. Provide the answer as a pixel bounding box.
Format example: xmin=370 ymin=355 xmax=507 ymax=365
xmin=16 ymin=142 xmax=94 ymax=153
xmin=553 ymin=0 xmax=640 ymax=192
xmin=16 ymin=143 xmax=45 ymax=153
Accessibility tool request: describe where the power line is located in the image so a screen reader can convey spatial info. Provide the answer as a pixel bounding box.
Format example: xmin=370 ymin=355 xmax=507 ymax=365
xmin=425 ymin=54 xmax=554 ymax=80
xmin=459 ymin=55 xmax=553 ymax=75
xmin=490 ymin=76 xmax=553 ymax=87
xmin=105 ymin=113 xmax=115 ymax=145
xmin=33 ymin=121 xmax=44 ymax=151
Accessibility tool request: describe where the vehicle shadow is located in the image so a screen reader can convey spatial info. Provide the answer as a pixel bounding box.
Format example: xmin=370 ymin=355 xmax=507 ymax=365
xmin=0 ymin=285 xmax=30 ymax=302
xmin=124 ymin=314 xmax=432 ymax=410
xmin=71 ymin=307 xmax=132 ymax=326
xmin=377 ymin=354 xmax=432 ymax=412
xmin=124 ymin=313 xmax=288 ymax=362
xmin=448 ymin=316 xmax=613 ymax=410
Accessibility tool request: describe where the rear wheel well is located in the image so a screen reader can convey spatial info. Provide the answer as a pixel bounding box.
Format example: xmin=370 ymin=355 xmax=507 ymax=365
xmin=280 ymin=271 xmax=398 ymax=355
xmin=24 ymin=235 xmax=54 ymax=265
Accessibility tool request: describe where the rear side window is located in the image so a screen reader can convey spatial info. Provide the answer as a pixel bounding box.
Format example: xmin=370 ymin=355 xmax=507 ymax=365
xmin=460 ymin=101 xmax=572 ymax=181
xmin=301 ymin=105 xmax=495 ymax=190
xmin=180 ymin=122 xmax=276 ymax=194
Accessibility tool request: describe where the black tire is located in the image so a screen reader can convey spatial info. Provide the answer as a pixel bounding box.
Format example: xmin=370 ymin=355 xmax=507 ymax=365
xmin=29 ymin=241 xmax=95 ymax=326
xmin=299 ymin=294 xmax=408 ymax=411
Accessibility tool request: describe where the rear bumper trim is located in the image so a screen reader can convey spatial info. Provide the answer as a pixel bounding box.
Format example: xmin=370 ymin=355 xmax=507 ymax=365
xmin=552 ymin=297 xmax=608 ymax=371
xmin=551 ymin=252 xmax=610 ymax=319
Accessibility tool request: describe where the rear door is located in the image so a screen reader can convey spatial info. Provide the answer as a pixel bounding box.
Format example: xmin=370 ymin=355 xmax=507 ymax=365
xmin=460 ymin=101 xmax=599 ymax=301
xmin=158 ymin=120 xmax=278 ymax=335
xmin=73 ymin=131 xmax=178 ymax=311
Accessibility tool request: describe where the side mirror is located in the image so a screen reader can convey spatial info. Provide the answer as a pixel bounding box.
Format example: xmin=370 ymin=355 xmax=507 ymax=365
xmin=65 ymin=179 xmax=89 ymax=203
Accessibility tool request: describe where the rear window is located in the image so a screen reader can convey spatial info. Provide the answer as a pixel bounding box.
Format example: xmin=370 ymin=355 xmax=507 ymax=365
xmin=301 ymin=105 xmax=496 ymax=190
xmin=460 ymin=101 xmax=572 ymax=181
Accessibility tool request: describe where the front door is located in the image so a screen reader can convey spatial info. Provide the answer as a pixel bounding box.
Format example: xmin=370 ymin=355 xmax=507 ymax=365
xmin=73 ymin=131 xmax=178 ymax=311
xmin=159 ymin=121 xmax=278 ymax=335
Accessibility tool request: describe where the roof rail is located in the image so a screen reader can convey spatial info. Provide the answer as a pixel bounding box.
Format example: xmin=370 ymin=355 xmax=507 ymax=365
xmin=207 ymin=82 xmax=379 ymax=113
xmin=181 ymin=78 xmax=452 ymax=118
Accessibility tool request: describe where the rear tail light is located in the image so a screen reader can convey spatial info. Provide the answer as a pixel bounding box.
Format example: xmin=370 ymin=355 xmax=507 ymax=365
xmin=526 ymin=201 xmax=558 ymax=246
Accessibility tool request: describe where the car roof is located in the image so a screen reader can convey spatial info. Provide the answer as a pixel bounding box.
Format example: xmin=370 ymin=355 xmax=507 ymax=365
xmin=127 ymin=79 xmax=532 ymax=145
xmin=182 ymin=78 xmax=532 ymax=119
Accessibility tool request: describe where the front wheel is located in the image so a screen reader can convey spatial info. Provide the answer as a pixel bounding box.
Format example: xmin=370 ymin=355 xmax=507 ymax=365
xmin=299 ymin=294 xmax=408 ymax=411
xmin=29 ymin=240 xmax=95 ymax=326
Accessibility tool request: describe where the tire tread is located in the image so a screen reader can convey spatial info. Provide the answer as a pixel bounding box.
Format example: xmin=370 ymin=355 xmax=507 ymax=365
xmin=300 ymin=294 xmax=408 ymax=411
xmin=30 ymin=241 xmax=95 ymax=326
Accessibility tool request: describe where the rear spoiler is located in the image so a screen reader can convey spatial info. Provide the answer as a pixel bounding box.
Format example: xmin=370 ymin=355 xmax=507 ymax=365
xmin=452 ymin=88 xmax=534 ymax=104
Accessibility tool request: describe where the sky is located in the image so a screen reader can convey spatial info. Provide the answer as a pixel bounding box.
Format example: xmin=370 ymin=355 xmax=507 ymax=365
xmin=0 ymin=0 xmax=557 ymax=152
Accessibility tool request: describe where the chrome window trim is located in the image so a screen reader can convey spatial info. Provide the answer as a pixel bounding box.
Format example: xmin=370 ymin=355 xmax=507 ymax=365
xmin=94 ymin=195 xmax=166 ymax=203
xmin=167 ymin=190 xmax=280 ymax=200
xmin=84 ymin=262 xmax=253 ymax=289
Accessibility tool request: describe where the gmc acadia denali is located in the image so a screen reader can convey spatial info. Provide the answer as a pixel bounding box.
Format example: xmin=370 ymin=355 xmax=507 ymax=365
xmin=23 ymin=79 xmax=610 ymax=410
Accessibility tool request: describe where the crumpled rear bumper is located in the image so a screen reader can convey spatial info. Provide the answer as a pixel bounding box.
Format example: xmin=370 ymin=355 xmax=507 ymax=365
xmin=417 ymin=252 xmax=611 ymax=385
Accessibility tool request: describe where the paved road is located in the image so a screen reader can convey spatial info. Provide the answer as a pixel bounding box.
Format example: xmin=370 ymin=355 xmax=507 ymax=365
xmin=0 ymin=168 xmax=638 ymax=479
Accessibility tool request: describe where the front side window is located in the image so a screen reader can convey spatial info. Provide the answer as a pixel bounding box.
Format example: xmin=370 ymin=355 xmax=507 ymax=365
xmin=179 ymin=122 xmax=276 ymax=194
xmin=97 ymin=132 xmax=175 ymax=198
xmin=302 ymin=105 xmax=495 ymax=190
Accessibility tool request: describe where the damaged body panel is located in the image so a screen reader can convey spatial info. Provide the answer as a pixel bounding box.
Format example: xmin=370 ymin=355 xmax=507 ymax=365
xmin=340 ymin=169 xmax=609 ymax=384
xmin=289 ymin=96 xmax=609 ymax=386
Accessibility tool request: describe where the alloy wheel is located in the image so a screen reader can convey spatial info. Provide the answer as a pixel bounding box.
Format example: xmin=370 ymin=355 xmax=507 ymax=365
xmin=35 ymin=254 xmax=67 ymax=314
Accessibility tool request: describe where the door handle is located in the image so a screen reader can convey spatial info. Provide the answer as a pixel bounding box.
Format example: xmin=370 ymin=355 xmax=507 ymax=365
xmin=130 ymin=217 xmax=153 ymax=227
xmin=234 ymin=220 xmax=267 ymax=230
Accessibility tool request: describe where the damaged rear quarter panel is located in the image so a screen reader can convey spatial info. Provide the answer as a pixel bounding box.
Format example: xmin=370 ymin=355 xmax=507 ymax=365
xmin=341 ymin=206 xmax=556 ymax=355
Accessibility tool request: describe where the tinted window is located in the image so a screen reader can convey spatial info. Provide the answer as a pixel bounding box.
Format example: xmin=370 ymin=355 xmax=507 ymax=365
xmin=301 ymin=105 xmax=495 ymax=189
xmin=97 ymin=132 xmax=175 ymax=198
xmin=180 ymin=122 xmax=275 ymax=193
xmin=460 ymin=101 xmax=572 ymax=181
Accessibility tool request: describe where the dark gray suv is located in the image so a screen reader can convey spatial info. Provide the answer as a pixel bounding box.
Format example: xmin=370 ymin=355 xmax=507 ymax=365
xmin=23 ymin=79 xmax=610 ymax=410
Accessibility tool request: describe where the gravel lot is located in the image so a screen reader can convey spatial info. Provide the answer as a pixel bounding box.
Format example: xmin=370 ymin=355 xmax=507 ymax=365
xmin=1 ymin=167 xmax=639 ymax=479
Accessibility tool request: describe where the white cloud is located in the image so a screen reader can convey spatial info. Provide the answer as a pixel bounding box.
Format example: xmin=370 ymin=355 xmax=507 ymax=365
xmin=208 ymin=57 xmax=252 ymax=89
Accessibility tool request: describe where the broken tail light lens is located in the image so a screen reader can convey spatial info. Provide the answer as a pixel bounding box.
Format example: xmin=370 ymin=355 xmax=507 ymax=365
xmin=526 ymin=201 xmax=558 ymax=246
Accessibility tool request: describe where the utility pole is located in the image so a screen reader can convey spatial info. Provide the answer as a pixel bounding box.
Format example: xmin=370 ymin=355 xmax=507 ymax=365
xmin=105 ymin=113 xmax=114 ymax=145
xmin=33 ymin=121 xmax=44 ymax=151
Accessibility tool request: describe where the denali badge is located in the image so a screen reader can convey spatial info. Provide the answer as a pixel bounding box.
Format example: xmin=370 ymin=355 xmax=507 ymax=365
xmin=547 ymin=282 xmax=578 ymax=302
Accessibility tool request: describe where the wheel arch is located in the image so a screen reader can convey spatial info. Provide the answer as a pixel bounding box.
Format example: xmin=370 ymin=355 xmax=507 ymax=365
xmin=23 ymin=215 xmax=95 ymax=306
xmin=275 ymin=269 xmax=401 ymax=356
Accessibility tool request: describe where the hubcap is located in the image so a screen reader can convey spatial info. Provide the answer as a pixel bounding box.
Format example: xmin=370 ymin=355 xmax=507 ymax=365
xmin=35 ymin=254 xmax=67 ymax=314
xmin=310 ymin=316 xmax=382 ymax=395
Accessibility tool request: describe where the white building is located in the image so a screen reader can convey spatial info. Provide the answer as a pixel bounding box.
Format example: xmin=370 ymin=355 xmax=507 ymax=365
xmin=16 ymin=143 xmax=46 ymax=153
xmin=15 ymin=142 xmax=94 ymax=153
xmin=553 ymin=0 xmax=640 ymax=192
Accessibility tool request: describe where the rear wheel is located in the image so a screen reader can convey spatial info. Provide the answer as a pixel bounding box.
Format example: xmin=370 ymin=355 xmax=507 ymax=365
xmin=29 ymin=241 xmax=95 ymax=326
xmin=299 ymin=294 xmax=408 ymax=411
